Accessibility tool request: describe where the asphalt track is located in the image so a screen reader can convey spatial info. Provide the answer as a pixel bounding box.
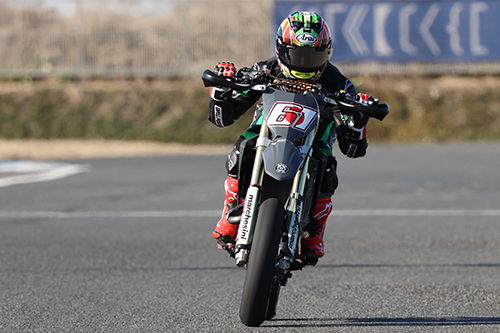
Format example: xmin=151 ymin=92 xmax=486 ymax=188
xmin=1 ymin=143 xmax=500 ymax=332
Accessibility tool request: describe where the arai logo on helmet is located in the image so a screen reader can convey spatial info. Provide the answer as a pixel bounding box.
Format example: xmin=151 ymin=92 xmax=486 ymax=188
xmin=296 ymin=33 xmax=318 ymax=45
xmin=274 ymin=163 xmax=289 ymax=174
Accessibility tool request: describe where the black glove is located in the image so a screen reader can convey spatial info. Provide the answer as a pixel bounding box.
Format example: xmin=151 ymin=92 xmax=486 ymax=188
xmin=346 ymin=111 xmax=369 ymax=141
xmin=344 ymin=92 xmax=376 ymax=140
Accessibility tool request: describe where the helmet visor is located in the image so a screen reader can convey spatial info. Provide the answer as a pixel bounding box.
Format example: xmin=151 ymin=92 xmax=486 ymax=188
xmin=277 ymin=42 xmax=331 ymax=71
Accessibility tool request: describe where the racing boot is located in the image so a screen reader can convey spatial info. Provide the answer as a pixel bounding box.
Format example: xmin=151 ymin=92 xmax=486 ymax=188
xmin=300 ymin=196 xmax=333 ymax=265
xmin=212 ymin=176 xmax=240 ymax=250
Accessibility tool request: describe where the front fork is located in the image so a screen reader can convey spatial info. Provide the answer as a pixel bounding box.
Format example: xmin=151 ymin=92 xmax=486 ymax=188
xmin=234 ymin=117 xmax=315 ymax=273
xmin=234 ymin=123 xmax=269 ymax=267
xmin=276 ymin=133 xmax=314 ymax=283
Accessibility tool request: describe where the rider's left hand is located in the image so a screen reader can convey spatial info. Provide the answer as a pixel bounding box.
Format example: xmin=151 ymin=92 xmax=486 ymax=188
xmin=346 ymin=111 xmax=369 ymax=140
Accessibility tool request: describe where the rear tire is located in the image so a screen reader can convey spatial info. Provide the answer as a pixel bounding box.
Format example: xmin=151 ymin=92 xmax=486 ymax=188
xmin=239 ymin=198 xmax=284 ymax=327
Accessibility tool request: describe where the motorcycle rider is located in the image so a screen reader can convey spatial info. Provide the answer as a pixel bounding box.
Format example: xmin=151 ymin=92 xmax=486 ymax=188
xmin=207 ymin=11 xmax=377 ymax=265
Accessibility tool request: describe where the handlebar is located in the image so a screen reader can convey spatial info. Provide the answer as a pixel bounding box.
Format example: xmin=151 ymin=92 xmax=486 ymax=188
xmin=324 ymin=94 xmax=389 ymax=121
xmin=202 ymin=69 xmax=254 ymax=91
xmin=201 ymin=69 xmax=389 ymax=121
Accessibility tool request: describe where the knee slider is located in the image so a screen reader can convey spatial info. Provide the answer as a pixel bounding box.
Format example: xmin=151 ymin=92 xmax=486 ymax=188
xmin=225 ymin=149 xmax=240 ymax=177
xmin=320 ymin=156 xmax=338 ymax=197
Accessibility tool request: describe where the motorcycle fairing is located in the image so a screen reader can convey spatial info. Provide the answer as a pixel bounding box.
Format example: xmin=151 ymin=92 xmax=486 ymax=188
xmin=261 ymin=89 xmax=320 ymax=181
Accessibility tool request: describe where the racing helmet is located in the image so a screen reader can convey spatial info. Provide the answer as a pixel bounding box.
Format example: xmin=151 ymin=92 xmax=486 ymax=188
xmin=275 ymin=11 xmax=333 ymax=81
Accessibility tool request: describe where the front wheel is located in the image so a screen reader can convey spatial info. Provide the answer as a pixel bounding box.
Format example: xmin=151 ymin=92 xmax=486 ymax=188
xmin=239 ymin=198 xmax=284 ymax=327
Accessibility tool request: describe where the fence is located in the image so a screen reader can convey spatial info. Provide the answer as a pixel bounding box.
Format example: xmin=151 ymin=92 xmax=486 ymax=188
xmin=0 ymin=0 xmax=274 ymax=78
xmin=0 ymin=0 xmax=499 ymax=78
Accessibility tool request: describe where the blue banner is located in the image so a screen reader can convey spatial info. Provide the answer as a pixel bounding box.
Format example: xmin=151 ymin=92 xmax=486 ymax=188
xmin=275 ymin=1 xmax=500 ymax=62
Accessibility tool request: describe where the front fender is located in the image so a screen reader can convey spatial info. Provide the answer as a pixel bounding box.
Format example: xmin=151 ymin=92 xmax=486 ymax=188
xmin=262 ymin=139 xmax=303 ymax=181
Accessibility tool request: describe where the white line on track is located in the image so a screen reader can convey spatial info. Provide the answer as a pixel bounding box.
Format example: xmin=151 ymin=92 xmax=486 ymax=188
xmin=0 ymin=210 xmax=222 ymax=219
xmin=0 ymin=161 xmax=90 ymax=188
xmin=1 ymin=209 xmax=500 ymax=219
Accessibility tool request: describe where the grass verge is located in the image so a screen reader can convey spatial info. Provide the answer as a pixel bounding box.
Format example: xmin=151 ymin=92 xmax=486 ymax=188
xmin=0 ymin=75 xmax=499 ymax=144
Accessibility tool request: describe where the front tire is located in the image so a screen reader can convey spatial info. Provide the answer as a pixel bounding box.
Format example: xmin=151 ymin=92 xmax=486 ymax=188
xmin=239 ymin=198 xmax=284 ymax=327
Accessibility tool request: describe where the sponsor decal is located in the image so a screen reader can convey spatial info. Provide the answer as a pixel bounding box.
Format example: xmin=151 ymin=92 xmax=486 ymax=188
xmin=240 ymin=193 xmax=253 ymax=240
xmin=288 ymin=204 xmax=301 ymax=253
xmin=274 ymin=163 xmax=289 ymax=174
xmin=347 ymin=143 xmax=358 ymax=158
xmin=214 ymin=105 xmax=223 ymax=127
xmin=296 ymin=33 xmax=318 ymax=45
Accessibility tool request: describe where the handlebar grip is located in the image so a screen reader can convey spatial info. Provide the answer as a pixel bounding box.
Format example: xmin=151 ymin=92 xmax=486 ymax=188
xmin=201 ymin=69 xmax=252 ymax=91
xmin=338 ymin=102 xmax=389 ymax=121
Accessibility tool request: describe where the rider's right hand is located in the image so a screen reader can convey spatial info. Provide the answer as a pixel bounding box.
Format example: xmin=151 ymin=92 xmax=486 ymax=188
xmin=214 ymin=62 xmax=236 ymax=77
xmin=210 ymin=62 xmax=236 ymax=101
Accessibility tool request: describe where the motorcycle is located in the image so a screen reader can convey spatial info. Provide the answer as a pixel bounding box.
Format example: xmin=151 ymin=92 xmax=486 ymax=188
xmin=202 ymin=68 xmax=389 ymax=327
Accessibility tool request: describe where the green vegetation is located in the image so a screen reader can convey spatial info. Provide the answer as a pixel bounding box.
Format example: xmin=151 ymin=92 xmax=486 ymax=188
xmin=355 ymin=75 xmax=500 ymax=142
xmin=0 ymin=75 xmax=499 ymax=144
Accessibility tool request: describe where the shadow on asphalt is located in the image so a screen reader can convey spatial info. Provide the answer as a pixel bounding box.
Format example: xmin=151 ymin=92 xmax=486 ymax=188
xmin=316 ymin=263 xmax=500 ymax=269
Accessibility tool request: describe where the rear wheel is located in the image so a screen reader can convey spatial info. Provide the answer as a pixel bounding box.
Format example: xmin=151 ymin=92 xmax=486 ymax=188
xmin=239 ymin=198 xmax=284 ymax=327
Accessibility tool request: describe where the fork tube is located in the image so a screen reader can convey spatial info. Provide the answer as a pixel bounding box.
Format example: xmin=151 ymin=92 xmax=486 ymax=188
xmin=282 ymin=132 xmax=316 ymax=259
xmin=249 ymin=122 xmax=269 ymax=186
xmin=234 ymin=121 xmax=269 ymax=266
